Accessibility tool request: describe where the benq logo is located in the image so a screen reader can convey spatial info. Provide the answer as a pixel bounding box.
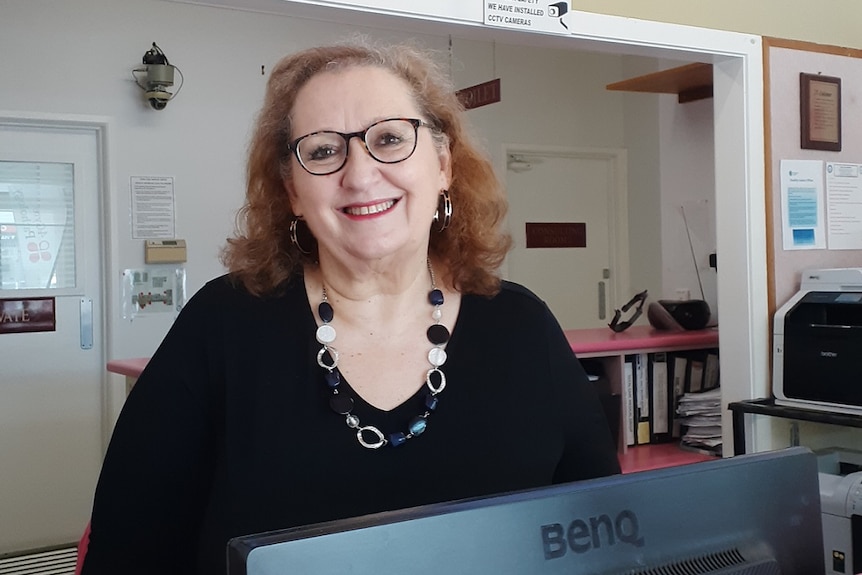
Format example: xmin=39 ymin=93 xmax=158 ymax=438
xmin=541 ymin=509 xmax=644 ymax=559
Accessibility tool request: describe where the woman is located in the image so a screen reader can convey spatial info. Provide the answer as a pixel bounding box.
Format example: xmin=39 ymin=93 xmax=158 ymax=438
xmin=81 ymin=40 xmax=619 ymax=575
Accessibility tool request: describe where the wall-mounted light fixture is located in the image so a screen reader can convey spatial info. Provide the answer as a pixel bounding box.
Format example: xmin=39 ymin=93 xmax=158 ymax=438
xmin=132 ymin=42 xmax=183 ymax=110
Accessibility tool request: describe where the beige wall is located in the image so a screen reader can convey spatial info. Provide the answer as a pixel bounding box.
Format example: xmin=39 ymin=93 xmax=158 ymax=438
xmin=572 ymin=0 xmax=861 ymax=50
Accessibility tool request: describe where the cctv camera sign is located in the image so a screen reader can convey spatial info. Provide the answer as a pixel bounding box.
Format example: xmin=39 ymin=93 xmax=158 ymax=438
xmin=484 ymin=0 xmax=570 ymax=34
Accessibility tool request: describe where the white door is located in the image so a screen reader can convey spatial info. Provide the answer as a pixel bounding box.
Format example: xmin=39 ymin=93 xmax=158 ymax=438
xmin=0 ymin=120 xmax=104 ymax=552
xmin=504 ymin=148 xmax=628 ymax=330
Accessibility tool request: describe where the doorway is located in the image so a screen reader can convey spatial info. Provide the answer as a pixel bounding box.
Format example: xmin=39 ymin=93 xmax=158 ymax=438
xmin=0 ymin=118 xmax=106 ymax=551
xmin=503 ymin=146 xmax=629 ymax=330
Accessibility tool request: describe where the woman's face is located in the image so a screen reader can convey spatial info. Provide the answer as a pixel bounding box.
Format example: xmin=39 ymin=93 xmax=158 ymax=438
xmin=286 ymin=66 xmax=452 ymax=267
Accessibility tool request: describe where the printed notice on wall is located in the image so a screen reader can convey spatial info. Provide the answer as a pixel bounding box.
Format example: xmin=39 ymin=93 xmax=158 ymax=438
xmin=826 ymin=162 xmax=862 ymax=250
xmin=131 ymin=176 xmax=175 ymax=239
xmin=779 ymin=159 xmax=826 ymax=250
xmin=484 ymin=0 xmax=570 ymax=34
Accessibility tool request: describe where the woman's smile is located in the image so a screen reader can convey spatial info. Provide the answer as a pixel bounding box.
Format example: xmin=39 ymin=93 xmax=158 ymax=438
xmin=342 ymin=199 xmax=398 ymax=217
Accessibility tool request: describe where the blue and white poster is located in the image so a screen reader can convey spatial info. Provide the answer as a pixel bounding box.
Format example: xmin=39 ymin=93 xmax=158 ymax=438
xmin=779 ymin=159 xmax=826 ymax=250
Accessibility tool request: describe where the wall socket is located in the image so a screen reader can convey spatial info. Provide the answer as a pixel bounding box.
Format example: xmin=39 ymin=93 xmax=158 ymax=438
xmin=674 ymin=288 xmax=690 ymax=300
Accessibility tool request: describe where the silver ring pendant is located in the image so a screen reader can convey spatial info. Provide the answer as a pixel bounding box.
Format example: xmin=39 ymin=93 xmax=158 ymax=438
xmin=317 ymin=346 xmax=339 ymax=370
xmin=426 ymin=367 xmax=446 ymax=394
xmin=357 ymin=425 xmax=386 ymax=449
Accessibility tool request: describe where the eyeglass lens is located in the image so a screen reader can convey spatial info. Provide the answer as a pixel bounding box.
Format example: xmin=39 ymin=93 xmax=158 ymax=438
xmin=293 ymin=118 xmax=421 ymax=175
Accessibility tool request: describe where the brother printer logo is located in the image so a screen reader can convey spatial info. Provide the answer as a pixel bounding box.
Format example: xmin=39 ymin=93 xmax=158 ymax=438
xmin=541 ymin=509 xmax=644 ymax=559
xmin=821 ymin=351 xmax=838 ymax=358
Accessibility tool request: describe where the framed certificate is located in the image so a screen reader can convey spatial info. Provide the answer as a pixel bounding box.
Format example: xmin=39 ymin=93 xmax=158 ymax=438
xmin=800 ymin=72 xmax=842 ymax=151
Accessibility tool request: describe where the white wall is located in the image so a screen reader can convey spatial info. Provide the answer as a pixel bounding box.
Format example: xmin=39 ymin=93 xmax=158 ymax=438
xmin=619 ymin=57 xmax=663 ymax=310
xmin=453 ymin=41 xmax=627 ymax=152
xmin=1 ymin=0 xmax=668 ymax=375
xmin=449 ymin=38 xmax=664 ymax=312
xmin=0 ymin=0 xmax=443 ymax=426
xmin=2 ymin=0 xmax=760 ymax=462
xmin=617 ymin=56 xmax=716 ymax=318
xmin=1 ymin=0 xmax=444 ymax=362
xmin=658 ymin=88 xmax=717 ymax=318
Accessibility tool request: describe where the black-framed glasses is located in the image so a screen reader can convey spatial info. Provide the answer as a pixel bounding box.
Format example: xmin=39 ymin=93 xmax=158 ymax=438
xmin=608 ymin=289 xmax=648 ymax=333
xmin=288 ymin=117 xmax=432 ymax=176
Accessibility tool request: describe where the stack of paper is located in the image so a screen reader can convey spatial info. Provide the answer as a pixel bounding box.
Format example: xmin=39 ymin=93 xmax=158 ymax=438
xmin=676 ymin=387 xmax=722 ymax=455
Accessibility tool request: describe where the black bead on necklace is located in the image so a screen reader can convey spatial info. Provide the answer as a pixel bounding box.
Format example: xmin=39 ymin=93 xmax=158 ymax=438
xmin=315 ymin=261 xmax=450 ymax=449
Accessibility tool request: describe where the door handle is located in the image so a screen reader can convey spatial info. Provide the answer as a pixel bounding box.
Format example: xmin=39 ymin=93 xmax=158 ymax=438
xmin=598 ymin=281 xmax=606 ymax=320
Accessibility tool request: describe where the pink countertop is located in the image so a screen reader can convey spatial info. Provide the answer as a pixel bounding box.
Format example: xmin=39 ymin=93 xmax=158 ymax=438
xmin=618 ymin=443 xmax=717 ymax=473
xmin=565 ymin=325 xmax=718 ymax=355
xmin=106 ymin=357 xmax=149 ymax=378
xmin=107 ymin=327 xmax=718 ymax=378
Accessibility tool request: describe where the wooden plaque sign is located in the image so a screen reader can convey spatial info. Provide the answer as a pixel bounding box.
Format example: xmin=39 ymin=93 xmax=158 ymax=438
xmin=0 ymin=297 xmax=56 ymax=334
xmin=525 ymin=222 xmax=586 ymax=248
xmin=800 ymin=72 xmax=842 ymax=151
xmin=456 ymin=79 xmax=501 ymax=110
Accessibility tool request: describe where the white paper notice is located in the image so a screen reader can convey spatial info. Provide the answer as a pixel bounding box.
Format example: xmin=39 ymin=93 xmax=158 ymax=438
xmin=131 ymin=176 xmax=175 ymax=239
xmin=826 ymin=162 xmax=862 ymax=250
xmin=484 ymin=0 xmax=570 ymax=35
xmin=779 ymin=160 xmax=826 ymax=250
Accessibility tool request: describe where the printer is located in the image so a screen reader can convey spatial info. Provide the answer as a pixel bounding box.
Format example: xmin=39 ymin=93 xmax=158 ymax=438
xmin=818 ymin=448 xmax=862 ymax=574
xmin=773 ymin=268 xmax=862 ymax=415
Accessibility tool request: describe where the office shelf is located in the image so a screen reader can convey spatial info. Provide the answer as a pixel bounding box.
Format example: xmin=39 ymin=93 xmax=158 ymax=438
xmin=728 ymin=397 xmax=862 ymax=455
xmin=566 ymin=325 xmax=720 ymax=469
xmin=606 ymin=62 xmax=713 ymax=103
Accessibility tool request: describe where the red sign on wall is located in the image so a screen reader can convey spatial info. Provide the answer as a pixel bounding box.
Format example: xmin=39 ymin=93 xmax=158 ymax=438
xmin=0 ymin=297 xmax=56 ymax=334
xmin=456 ymin=79 xmax=501 ymax=110
xmin=525 ymin=222 xmax=586 ymax=248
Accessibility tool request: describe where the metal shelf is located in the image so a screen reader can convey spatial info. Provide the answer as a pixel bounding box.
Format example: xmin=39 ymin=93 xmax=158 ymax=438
xmin=728 ymin=397 xmax=862 ymax=454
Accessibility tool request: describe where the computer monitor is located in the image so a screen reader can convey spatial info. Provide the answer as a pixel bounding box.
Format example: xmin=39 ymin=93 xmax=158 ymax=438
xmin=227 ymin=446 xmax=824 ymax=575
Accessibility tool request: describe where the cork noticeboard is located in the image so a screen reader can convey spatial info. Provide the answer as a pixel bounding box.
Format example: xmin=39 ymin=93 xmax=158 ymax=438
xmin=763 ymin=38 xmax=862 ymax=314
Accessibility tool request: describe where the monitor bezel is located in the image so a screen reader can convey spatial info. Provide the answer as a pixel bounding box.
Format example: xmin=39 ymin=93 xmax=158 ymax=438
xmin=227 ymin=447 xmax=824 ymax=575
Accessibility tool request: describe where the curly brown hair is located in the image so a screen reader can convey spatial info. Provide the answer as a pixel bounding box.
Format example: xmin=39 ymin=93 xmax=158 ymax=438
xmin=221 ymin=39 xmax=512 ymax=297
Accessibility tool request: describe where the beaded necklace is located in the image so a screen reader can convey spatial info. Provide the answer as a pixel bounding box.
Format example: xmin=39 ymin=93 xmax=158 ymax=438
xmin=315 ymin=262 xmax=450 ymax=449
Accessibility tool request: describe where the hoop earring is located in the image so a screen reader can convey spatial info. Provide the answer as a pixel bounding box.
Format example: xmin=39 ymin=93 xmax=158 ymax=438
xmin=289 ymin=218 xmax=311 ymax=255
xmin=433 ymin=190 xmax=452 ymax=232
